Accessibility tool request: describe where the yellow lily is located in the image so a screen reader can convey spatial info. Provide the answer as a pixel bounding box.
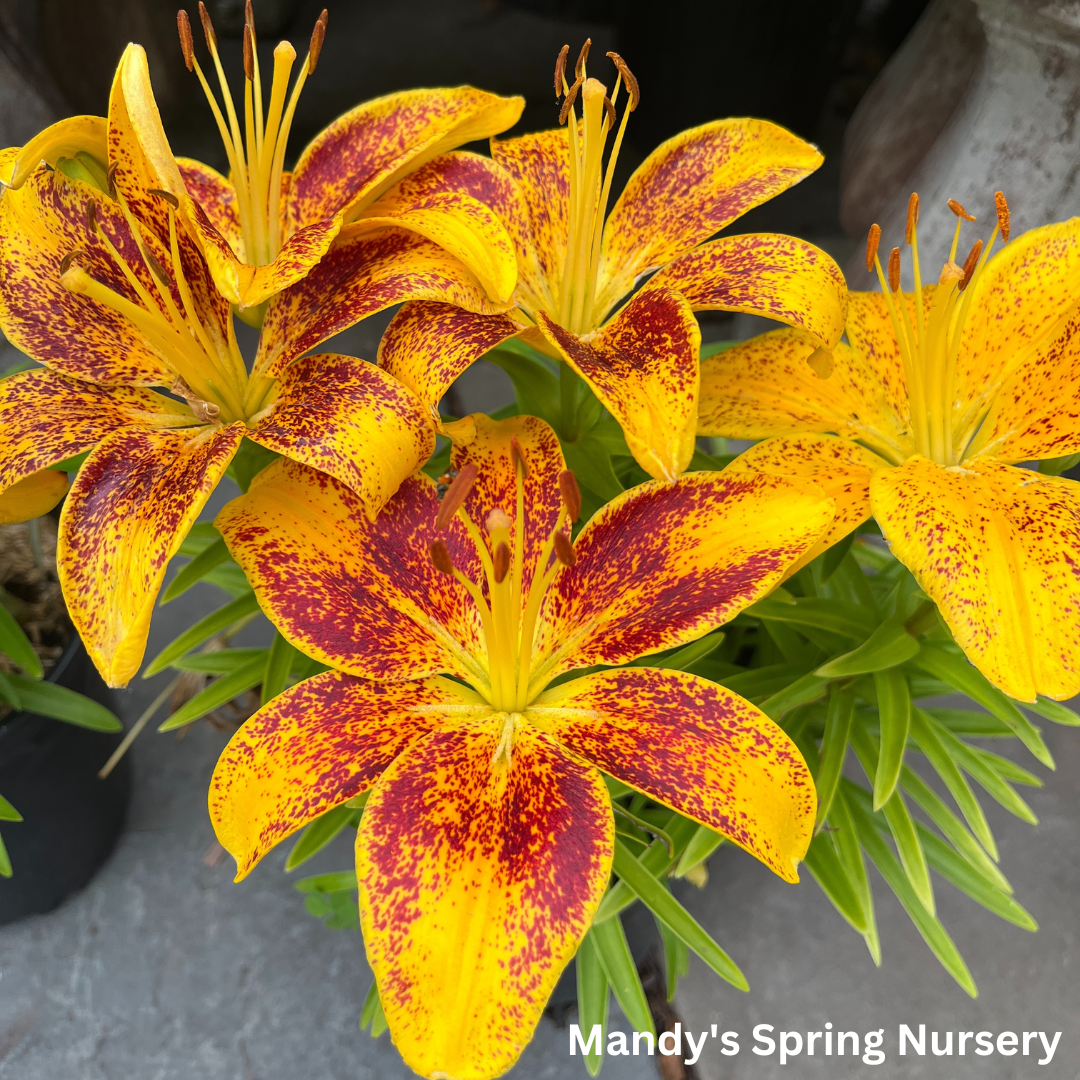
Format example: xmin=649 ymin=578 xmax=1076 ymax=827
xmin=371 ymin=42 xmax=848 ymax=482
xmin=700 ymin=191 xmax=1080 ymax=702
xmin=210 ymin=414 xmax=832 ymax=1079
xmin=174 ymin=2 xmax=524 ymax=317
xmin=0 ymin=44 xmax=513 ymax=689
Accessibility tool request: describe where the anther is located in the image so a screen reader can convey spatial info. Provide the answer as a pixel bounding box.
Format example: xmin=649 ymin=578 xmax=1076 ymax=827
xmin=554 ymin=44 xmax=569 ymax=97
xmin=244 ymin=0 xmax=255 ymax=34
xmin=865 ymin=223 xmax=881 ymax=272
xmin=148 ymin=188 xmax=179 ymax=210
xmin=144 ymin=250 xmax=171 ymax=287
xmin=995 ymin=190 xmax=1010 ymax=242
xmin=106 ymin=162 xmax=117 ymax=200
xmin=59 ymin=248 xmax=83 ymax=275
xmin=603 ymin=96 xmax=616 ymax=130
xmin=493 ymin=542 xmax=511 ymax=583
xmin=243 ymin=23 xmax=254 ymax=81
xmin=606 ymin=52 xmax=639 ymax=111
xmin=947 ymin=198 xmax=976 ymax=222
xmin=198 ymin=1 xmax=216 ymax=50
xmin=435 ymin=463 xmax=478 ymax=530
xmin=959 ymin=239 xmax=983 ymax=291
xmin=553 ymin=530 xmax=576 ymax=567
xmin=510 ymin=435 xmax=530 ymax=478
xmin=559 ymin=77 xmax=582 ymax=125
xmin=559 ymin=469 xmax=581 ymax=522
xmin=575 ymin=38 xmax=591 ymax=79
xmin=486 ymin=507 xmax=511 ymax=533
xmin=85 ymin=199 xmax=98 ymax=232
xmin=905 ymin=193 xmax=919 ymax=244
xmin=429 ymin=540 xmax=456 ymax=576
xmin=309 ymin=10 xmax=328 ymax=74
xmin=177 ymin=10 xmax=194 ymax=71
xmin=887 ymin=247 xmax=901 ymax=292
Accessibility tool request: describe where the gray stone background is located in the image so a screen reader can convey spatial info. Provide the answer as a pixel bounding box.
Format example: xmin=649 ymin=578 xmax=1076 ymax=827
xmin=3 ymin=0 xmax=1080 ymax=1077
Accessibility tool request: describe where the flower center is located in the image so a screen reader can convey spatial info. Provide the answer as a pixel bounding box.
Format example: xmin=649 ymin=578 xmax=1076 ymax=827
xmin=427 ymin=443 xmax=581 ymax=713
xmin=178 ymin=2 xmax=326 ymax=276
xmin=552 ymin=41 xmax=638 ymax=335
xmin=60 ymin=185 xmax=258 ymax=424
xmin=866 ymin=190 xmax=1011 ymax=467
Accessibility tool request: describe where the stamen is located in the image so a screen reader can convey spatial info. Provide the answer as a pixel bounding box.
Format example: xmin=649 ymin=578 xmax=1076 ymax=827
xmin=436 ymin=463 xmax=479 ymax=529
xmin=865 ymin=223 xmax=881 ymax=272
xmin=177 ymin=10 xmax=194 ymax=71
xmin=510 ymin=435 xmax=530 ymax=477
xmin=905 ymin=193 xmax=919 ymax=245
xmin=554 ymin=44 xmax=569 ymax=97
xmin=887 ymin=247 xmax=901 ymax=292
xmin=308 ymin=10 xmax=328 ymax=74
xmin=86 ymin=199 xmax=98 ymax=232
xmin=559 ymin=77 xmax=582 ymax=125
xmin=603 ymin=97 xmax=616 ymax=130
xmin=144 ymin=250 xmax=172 ymax=287
xmin=947 ymin=198 xmax=976 ymax=222
xmin=959 ymin=239 xmax=983 ymax=291
xmin=575 ymin=38 xmax=591 ymax=79
xmin=197 ymin=0 xmax=216 ymax=50
xmin=59 ymin=249 xmax=83 ymax=275
xmin=606 ymin=52 xmax=639 ymax=110
xmin=243 ymin=23 xmax=254 ymax=81
xmin=148 ymin=188 xmax=179 ymax=210
xmin=553 ymin=531 xmax=576 ymax=567
xmin=106 ymin=162 xmax=117 ymax=199
xmin=493 ymin=543 xmax=511 ymax=583
xmin=559 ymin=469 xmax=581 ymax=522
xmin=995 ymin=191 xmax=1010 ymax=242
xmin=429 ymin=540 xmax=456 ymax=576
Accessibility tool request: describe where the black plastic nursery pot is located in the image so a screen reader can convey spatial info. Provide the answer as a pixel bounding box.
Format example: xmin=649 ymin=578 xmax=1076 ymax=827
xmin=0 ymin=632 xmax=131 ymax=925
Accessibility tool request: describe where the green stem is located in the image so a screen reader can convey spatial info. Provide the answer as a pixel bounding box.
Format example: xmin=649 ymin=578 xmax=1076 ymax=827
xmin=559 ymin=362 xmax=580 ymax=442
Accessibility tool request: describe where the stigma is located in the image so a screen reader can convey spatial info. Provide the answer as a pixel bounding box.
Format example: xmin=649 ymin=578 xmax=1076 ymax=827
xmin=427 ymin=450 xmax=581 ymax=714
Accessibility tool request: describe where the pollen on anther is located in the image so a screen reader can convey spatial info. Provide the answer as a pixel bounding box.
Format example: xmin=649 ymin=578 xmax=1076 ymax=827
xmin=59 ymin=248 xmax=83 ymax=275
xmin=309 ymin=10 xmax=328 ymax=73
xmin=85 ymin=199 xmax=98 ymax=232
xmin=493 ymin=542 xmax=511 ymax=583
xmin=995 ymin=191 xmax=1010 ymax=242
xmin=575 ymin=38 xmax=591 ymax=79
xmin=606 ymin=52 xmax=639 ymax=111
xmin=554 ymin=44 xmax=569 ymax=97
xmin=559 ymin=470 xmax=581 ymax=522
xmin=429 ymin=540 xmax=455 ymax=576
xmin=905 ymin=193 xmax=919 ymax=244
xmin=243 ymin=24 xmax=254 ymax=80
xmin=145 ymin=250 xmax=171 ymax=287
xmin=177 ymin=10 xmax=195 ymax=71
xmin=435 ymin=463 xmax=478 ymax=530
xmin=559 ymin=77 xmax=582 ymax=125
xmin=198 ymin=1 xmax=217 ymax=50
xmin=865 ymin=223 xmax=881 ymax=272
xmin=553 ymin=531 xmax=576 ymax=567
xmin=106 ymin=162 xmax=118 ymax=200
xmin=959 ymin=239 xmax=983 ymax=291
xmin=148 ymin=188 xmax=180 ymax=210
xmin=947 ymin=198 xmax=976 ymax=222
xmin=887 ymin=247 xmax=901 ymax=292
xmin=603 ymin=96 xmax=616 ymax=129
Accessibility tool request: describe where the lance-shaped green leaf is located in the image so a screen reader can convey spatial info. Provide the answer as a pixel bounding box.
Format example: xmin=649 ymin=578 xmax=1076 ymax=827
xmin=674 ymin=823 xmax=726 ymax=878
xmin=760 ymin=672 xmax=830 ymax=721
xmin=0 ymin=833 xmax=11 ymax=877
xmin=0 ymin=604 xmax=42 ymax=678
xmin=144 ymin=593 xmax=261 ymax=676
xmin=8 ymin=675 xmax=121 ymax=731
xmin=285 ymin=802 xmax=363 ymax=872
xmin=870 ymin=668 xmax=910 ymax=809
xmin=815 ymin=616 xmax=919 ymax=678
xmin=969 ymin=745 xmax=1042 ymax=788
xmin=0 ymin=795 xmax=22 ymax=822
xmin=829 ymin=788 xmax=880 ymax=964
xmin=1026 ymin=696 xmax=1080 ymax=726
xmin=656 ymin=915 xmax=689 ymax=1002
xmin=910 ymin=645 xmax=1053 ymax=768
xmin=927 ymin=708 xmax=1011 ymax=737
xmin=262 ymin=631 xmax=301 ymax=705
xmin=749 ymin=596 xmax=877 ymax=640
xmin=611 ymin=838 xmax=747 ymax=991
xmin=160 ymin=537 xmax=230 ymax=604
xmin=821 ymin=533 xmax=856 ymax=582
xmin=719 ymin=663 xmax=812 ymax=701
xmin=804 ymin=828 xmax=869 ymax=934
xmin=486 ymin=345 xmax=561 ymax=428
xmin=0 ymin=671 xmax=22 ymax=711
xmin=172 ymin=648 xmax=269 ymax=675
xmin=157 ymin=655 xmax=266 ymax=731
xmin=635 ymin=630 xmax=724 ymax=672
xmin=589 ymin=918 xmax=655 ymax=1039
xmin=295 ymin=871 xmax=357 ymax=894
xmin=815 ymin=686 xmax=854 ymax=829
xmin=576 ymin=931 xmax=609 ymax=1077
xmin=360 ymin=980 xmax=389 ymax=1038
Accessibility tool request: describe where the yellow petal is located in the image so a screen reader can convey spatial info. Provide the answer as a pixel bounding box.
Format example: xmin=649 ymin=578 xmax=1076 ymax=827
xmin=59 ymin=423 xmax=244 ymax=688
xmin=357 ymin=718 xmax=612 ymax=1080
xmin=215 ymin=460 xmax=487 ymax=683
xmin=532 ymin=470 xmax=834 ymax=686
xmin=600 ymin=118 xmax=823 ymax=301
xmin=3 ymin=115 xmax=108 ymax=189
xmin=871 ymin=455 xmax=1080 ymax=701
xmin=210 ymin=671 xmax=474 ymax=879
xmin=0 ymin=470 xmax=69 ymax=524
xmin=539 ymin=286 xmax=701 ymax=481
xmin=643 ymin=233 xmax=847 ymax=350
xmin=532 ymin=667 xmax=814 ymax=883
xmin=178 ymin=157 xmax=241 ymax=253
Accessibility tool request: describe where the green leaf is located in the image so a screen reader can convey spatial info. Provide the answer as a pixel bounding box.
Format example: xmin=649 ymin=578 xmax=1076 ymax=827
xmin=815 ymin=616 xmax=918 ymax=678
xmin=611 ymin=838 xmax=748 ymax=991
xmin=909 ymin=708 xmax=996 ymax=859
xmin=177 ymin=521 xmax=222 ymax=558
xmin=969 ymin=745 xmax=1042 ymax=787
xmin=0 ymin=670 xmax=22 ymax=711
xmin=910 ymin=645 xmax=1053 ymax=768
xmin=199 ymin=562 xmax=253 ymax=598
xmin=750 ymin=596 xmax=877 ymax=640
xmin=262 ymin=631 xmax=299 ymax=705
xmin=927 ymin=707 xmax=1011 ymax=737
xmin=871 ymin=668 xmax=910 ymax=808
xmin=815 ymin=686 xmax=853 ymax=828
xmin=227 ymin=438 xmax=279 ymax=493
xmin=760 ymin=671 xmax=830 ymax=721
xmin=144 ymin=592 xmax=261 ymax=676
xmin=917 ymin=826 xmax=1036 ymax=931
xmin=157 ymin=656 xmax=265 ymax=731
xmin=589 ymin=918 xmax=655 ymax=1038
xmin=1027 ymin=696 xmax=1080 ymax=726
xmin=634 ymin=631 xmax=724 ymax=673
xmin=0 ymin=795 xmax=22 ymax=822
xmin=717 ymin=663 xmax=811 ymax=701
xmin=820 ymin=533 xmax=856 ymax=582
xmin=700 ymin=340 xmax=738 ymax=359
xmin=172 ymin=648 xmax=269 ymax=675
xmin=285 ymin=803 xmax=361 ymax=872
xmin=1037 ymin=452 xmax=1080 ymax=475
xmin=829 ymin=787 xmax=880 ymax=963
xmin=295 ymin=871 xmax=357 ymax=894
xmin=562 ymin=436 xmax=623 ymax=501
xmin=8 ymin=675 xmax=121 ymax=731
xmin=674 ymin=824 xmax=725 ymax=878
xmin=575 ymin=932 xmax=609 ymax=1076
xmin=0 ymin=604 xmax=42 ymax=678
xmin=656 ymin=916 xmax=688 ymax=1001
xmin=160 ymin=538 xmax=230 ymax=604
xmin=359 ymin=980 xmax=388 ymax=1038
xmin=0 ymin=832 xmax=10 ymax=877
xmin=804 ymin=829 xmax=869 ymax=934
xmin=486 ymin=346 xmax=560 ymax=427
xmin=844 ymin=783 xmax=977 ymax=997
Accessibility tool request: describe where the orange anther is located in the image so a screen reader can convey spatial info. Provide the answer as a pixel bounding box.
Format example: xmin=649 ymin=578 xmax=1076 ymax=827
xmin=905 ymin=193 xmax=919 ymax=244
xmin=559 ymin=77 xmax=582 ymax=125
xmin=429 ymin=540 xmax=455 ymax=576
xmin=106 ymin=162 xmax=117 ymax=199
xmin=995 ymin=190 xmax=1010 ymax=242
xmin=510 ymin=435 xmax=530 ymax=478
xmin=553 ymin=530 xmax=576 ymax=567
xmin=606 ymin=51 xmax=639 ymax=111
xmin=887 ymin=247 xmax=901 ymax=292
xmin=148 ymin=188 xmax=179 ymax=210
xmin=85 ymin=199 xmax=98 ymax=232
xmin=145 ymin=250 xmax=171 ymax=287
xmin=435 ymin=463 xmax=478 ymax=530
xmin=948 ymin=198 xmax=976 ymax=222
xmin=177 ymin=10 xmax=194 ymax=71
xmin=959 ymin=239 xmax=983 ymax=291
xmin=575 ymin=38 xmax=591 ymax=79
xmin=493 ymin=542 xmax=511 ymax=583
xmin=197 ymin=1 xmax=216 ymax=51
xmin=559 ymin=469 xmax=581 ymax=522
xmin=59 ymin=248 xmax=83 ymax=275
xmin=554 ymin=44 xmax=569 ymax=97
xmin=309 ymin=10 xmax=328 ymax=74
xmin=865 ymin=223 xmax=881 ymax=272
xmin=243 ymin=23 xmax=254 ymax=80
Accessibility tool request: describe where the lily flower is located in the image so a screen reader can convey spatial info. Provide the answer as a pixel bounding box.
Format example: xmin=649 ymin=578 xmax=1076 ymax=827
xmin=210 ymin=413 xmax=833 ymax=1079
xmin=0 ymin=44 xmax=509 ymax=688
xmin=372 ymin=42 xmax=848 ymax=482
xmin=174 ymin=2 xmax=525 ymax=318
xmin=700 ymin=191 xmax=1080 ymax=702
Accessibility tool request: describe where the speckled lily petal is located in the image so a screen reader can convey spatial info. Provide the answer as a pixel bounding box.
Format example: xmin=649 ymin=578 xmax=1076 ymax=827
xmin=538 ymin=286 xmax=701 ymax=481
xmin=357 ymin=718 xmax=612 ymax=1080
xmin=644 ymin=233 xmax=847 ymax=350
xmin=59 ymin=422 xmax=244 ymax=687
xmin=0 ymin=470 xmax=70 ymax=525
xmin=215 ymin=461 xmax=486 ymax=684
xmin=532 ymin=470 xmax=833 ymax=685
xmin=533 ymin=667 xmax=814 ymax=883
xmin=378 ymin=300 xmax=520 ymax=417
xmin=248 ymin=352 xmax=434 ymax=518
xmin=178 ymin=157 xmax=241 ymax=253
xmin=287 ymin=87 xmax=524 ymax=232
xmin=3 ymin=114 xmax=107 ymax=189
xmin=599 ymin=119 xmax=823 ymax=301
xmin=871 ymin=456 xmax=1080 ymax=702
xmin=209 ymin=671 xmax=477 ymax=879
